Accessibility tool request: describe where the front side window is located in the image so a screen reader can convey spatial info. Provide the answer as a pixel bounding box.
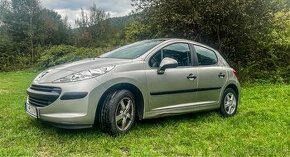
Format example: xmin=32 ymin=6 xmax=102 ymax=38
xmin=194 ymin=46 xmax=218 ymax=66
xmin=149 ymin=43 xmax=192 ymax=67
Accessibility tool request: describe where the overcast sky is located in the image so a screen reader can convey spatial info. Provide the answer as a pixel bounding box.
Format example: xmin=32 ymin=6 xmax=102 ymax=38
xmin=41 ymin=0 xmax=135 ymax=28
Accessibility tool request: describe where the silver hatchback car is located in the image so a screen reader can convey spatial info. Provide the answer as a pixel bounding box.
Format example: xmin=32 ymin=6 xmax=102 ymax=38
xmin=25 ymin=39 xmax=240 ymax=135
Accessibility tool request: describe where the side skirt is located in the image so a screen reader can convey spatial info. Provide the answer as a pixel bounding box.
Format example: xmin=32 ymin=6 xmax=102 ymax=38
xmin=143 ymin=101 xmax=219 ymax=119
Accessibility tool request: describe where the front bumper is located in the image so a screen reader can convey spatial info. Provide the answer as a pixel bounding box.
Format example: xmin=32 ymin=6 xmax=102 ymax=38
xmin=25 ymin=78 xmax=106 ymax=127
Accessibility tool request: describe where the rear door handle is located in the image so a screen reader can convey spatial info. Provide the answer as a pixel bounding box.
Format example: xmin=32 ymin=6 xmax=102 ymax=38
xmin=218 ymin=72 xmax=226 ymax=78
xmin=187 ymin=73 xmax=197 ymax=80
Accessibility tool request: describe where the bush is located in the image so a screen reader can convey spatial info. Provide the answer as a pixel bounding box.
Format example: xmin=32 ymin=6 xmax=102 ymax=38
xmin=238 ymin=42 xmax=290 ymax=83
xmin=0 ymin=37 xmax=15 ymax=71
xmin=37 ymin=45 xmax=112 ymax=69
xmin=0 ymin=36 xmax=32 ymax=71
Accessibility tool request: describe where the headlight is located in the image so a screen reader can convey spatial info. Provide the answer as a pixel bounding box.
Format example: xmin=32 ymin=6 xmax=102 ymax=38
xmin=52 ymin=66 xmax=115 ymax=83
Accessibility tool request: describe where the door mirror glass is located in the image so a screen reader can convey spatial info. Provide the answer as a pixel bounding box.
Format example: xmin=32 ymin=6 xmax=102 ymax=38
xmin=157 ymin=57 xmax=178 ymax=74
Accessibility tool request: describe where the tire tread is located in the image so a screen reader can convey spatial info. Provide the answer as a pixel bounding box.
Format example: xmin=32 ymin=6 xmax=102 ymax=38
xmin=99 ymin=90 xmax=135 ymax=136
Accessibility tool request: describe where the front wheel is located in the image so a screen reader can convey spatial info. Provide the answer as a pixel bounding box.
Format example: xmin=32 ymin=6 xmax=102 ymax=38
xmin=220 ymin=88 xmax=238 ymax=117
xmin=99 ymin=90 xmax=136 ymax=136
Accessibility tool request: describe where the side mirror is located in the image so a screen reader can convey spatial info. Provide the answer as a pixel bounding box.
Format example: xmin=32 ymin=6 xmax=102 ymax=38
xmin=157 ymin=57 xmax=178 ymax=74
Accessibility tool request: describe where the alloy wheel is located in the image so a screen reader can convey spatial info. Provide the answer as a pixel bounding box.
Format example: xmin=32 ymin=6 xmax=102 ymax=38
xmin=224 ymin=92 xmax=237 ymax=115
xmin=115 ymin=97 xmax=134 ymax=131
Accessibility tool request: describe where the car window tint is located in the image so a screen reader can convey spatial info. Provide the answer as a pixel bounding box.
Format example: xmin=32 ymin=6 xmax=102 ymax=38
xmin=194 ymin=46 xmax=217 ymax=65
xmin=150 ymin=43 xmax=192 ymax=67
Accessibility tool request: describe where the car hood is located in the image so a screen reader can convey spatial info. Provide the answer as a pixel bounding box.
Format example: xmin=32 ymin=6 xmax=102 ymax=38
xmin=34 ymin=58 xmax=131 ymax=83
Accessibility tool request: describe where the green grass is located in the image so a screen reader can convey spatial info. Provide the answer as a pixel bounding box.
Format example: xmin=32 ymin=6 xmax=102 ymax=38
xmin=0 ymin=71 xmax=289 ymax=156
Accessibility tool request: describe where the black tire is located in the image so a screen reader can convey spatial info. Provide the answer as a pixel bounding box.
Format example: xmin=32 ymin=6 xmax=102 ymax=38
xmin=99 ymin=90 xmax=136 ymax=136
xmin=220 ymin=88 xmax=238 ymax=117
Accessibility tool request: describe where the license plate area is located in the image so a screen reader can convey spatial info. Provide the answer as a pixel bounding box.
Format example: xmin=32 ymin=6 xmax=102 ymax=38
xmin=25 ymin=103 xmax=38 ymax=118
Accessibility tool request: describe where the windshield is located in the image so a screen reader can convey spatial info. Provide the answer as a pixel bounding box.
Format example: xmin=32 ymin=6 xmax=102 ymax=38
xmin=99 ymin=40 xmax=164 ymax=59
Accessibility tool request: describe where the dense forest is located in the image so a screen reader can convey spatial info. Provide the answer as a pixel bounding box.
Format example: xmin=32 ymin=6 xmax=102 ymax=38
xmin=0 ymin=0 xmax=289 ymax=82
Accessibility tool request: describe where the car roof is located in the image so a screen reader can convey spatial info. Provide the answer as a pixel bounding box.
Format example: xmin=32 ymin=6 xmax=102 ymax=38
xmin=151 ymin=38 xmax=219 ymax=52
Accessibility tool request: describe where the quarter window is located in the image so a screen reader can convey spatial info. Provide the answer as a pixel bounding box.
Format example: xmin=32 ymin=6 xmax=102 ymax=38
xmin=149 ymin=43 xmax=192 ymax=67
xmin=194 ymin=46 xmax=218 ymax=65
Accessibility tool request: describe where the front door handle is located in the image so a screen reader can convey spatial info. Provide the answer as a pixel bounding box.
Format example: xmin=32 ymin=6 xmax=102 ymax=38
xmin=187 ymin=73 xmax=197 ymax=80
xmin=218 ymin=72 xmax=226 ymax=78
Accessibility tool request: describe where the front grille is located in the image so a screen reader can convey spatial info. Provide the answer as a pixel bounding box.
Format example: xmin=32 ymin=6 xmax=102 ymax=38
xmin=30 ymin=85 xmax=61 ymax=94
xmin=28 ymin=96 xmax=51 ymax=107
xmin=27 ymin=85 xmax=61 ymax=107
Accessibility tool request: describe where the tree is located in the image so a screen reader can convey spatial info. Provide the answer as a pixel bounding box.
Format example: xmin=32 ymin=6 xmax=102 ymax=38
xmin=0 ymin=35 xmax=13 ymax=70
xmin=124 ymin=20 xmax=152 ymax=42
xmin=0 ymin=0 xmax=72 ymax=69
xmin=131 ymin=0 xmax=290 ymax=81
xmin=38 ymin=9 xmax=71 ymax=45
xmin=75 ymin=4 xmax=111 ymax=47
xmin=1 ymin=0 xmax=41 ymax=62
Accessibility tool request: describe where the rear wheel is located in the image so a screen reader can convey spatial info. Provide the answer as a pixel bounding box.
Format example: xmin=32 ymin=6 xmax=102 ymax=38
xmin=220 ymin=88 xmax=238 ymax=117
xmin=99 ymin=90 xmax=136 ymax=136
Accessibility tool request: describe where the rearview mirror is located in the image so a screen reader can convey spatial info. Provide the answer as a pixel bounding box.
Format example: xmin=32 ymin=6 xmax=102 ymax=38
xmin=157 ymin=57 xmax=178 ymax=74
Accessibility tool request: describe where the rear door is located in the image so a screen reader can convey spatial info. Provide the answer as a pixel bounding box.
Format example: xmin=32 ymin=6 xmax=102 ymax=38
xmin=193 ymin=45 xmax=227 ymax=104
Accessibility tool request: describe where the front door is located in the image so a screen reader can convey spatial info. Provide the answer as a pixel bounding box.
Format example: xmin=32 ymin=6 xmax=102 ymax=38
xmin=146 ymin=43 xmax=198 ymax=111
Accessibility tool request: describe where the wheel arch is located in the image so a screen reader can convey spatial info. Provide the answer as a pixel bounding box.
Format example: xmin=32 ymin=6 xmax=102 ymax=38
xmin=225 ymin=84 xmax=239 ymax=100
xmin=96 ymin=83 xmax=145 ymax=123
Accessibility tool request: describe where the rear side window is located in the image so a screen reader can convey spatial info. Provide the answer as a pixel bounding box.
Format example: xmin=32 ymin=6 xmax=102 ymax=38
xmin=194 ymin=46 xmax=218 ymax=66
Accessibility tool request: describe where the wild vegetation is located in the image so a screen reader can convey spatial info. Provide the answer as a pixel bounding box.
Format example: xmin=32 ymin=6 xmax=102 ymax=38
xmin=0 ymin=0 xmax=290 ymax=83
xmin=37 ymin=45 xmax=111 ymax=69
xmin=0 ymin=0 xmax=131 ymax=71
xmin=130 ymin=0 xmax=290 ymax=82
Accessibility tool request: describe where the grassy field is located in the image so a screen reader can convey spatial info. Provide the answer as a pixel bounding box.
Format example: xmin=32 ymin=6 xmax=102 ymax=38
xmin=0 ymin=71 xmax=289 ymax=156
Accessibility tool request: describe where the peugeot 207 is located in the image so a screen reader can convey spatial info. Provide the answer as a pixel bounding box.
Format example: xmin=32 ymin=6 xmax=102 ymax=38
xmin=25 ymin=39 xmax=240 ymax=135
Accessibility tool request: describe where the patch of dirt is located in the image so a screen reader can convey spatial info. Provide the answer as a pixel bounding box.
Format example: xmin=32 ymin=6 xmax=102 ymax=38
xmin=120 ymin=147 xmax=130 ymax=156
xmin=0 ymin=89 xmax=9 ymax=94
